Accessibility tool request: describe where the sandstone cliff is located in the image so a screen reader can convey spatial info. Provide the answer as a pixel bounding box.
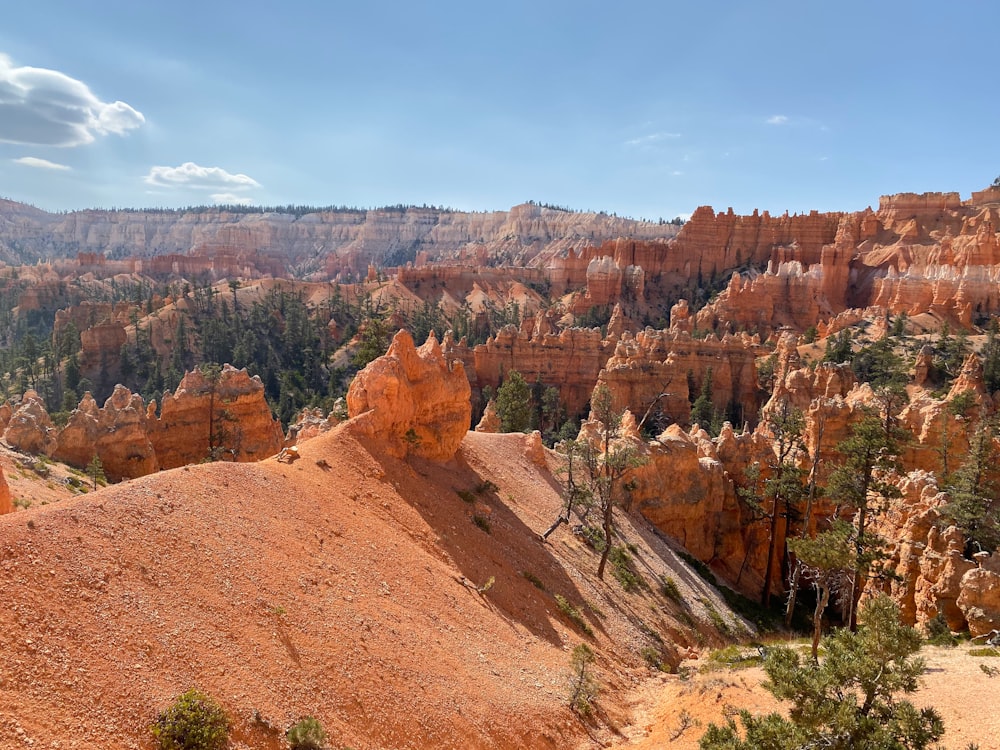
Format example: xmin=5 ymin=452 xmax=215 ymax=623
xmin=0 ymin=201 xmax=677 ymax=280
xmin=347 ymin=330 xmax=471 ymax=461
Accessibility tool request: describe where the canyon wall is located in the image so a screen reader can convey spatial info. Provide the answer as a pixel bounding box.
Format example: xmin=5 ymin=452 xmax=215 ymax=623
xmin=0 ymin=201 xmax=678 ymax=281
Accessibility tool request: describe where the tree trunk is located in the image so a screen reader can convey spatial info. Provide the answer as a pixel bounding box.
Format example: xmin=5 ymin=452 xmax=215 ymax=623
xmin=596 ymin=499 xmax=613 ymax=579
xmin=541 ymin=516 xmax=566 ymax=540
xmin=812 ymin=581 xmax=829 ymax=662
xmin=762 ymin=501 xmax=781 ymax=606
xmin=785 ymin=419 xmax=824 ymax=627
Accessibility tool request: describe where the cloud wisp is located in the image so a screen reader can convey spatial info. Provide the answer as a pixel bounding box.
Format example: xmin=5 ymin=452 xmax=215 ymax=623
xmin=145 ymin=162 xmax=262 ymax=205
xmin=13 ymin=156 xmax=71 ymax=171
xmin=0 ymin=53 xmax=144 ymax=147
xmin=144 ymin=162 xmax=261 ymax=192
xmin=766 ymin=115 xmax=789 ymax=125
xmin=625 ymin=131 xmax=682 ymax=147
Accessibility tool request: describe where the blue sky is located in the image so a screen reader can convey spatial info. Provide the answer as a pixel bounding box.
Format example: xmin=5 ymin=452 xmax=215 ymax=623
xmin=1 ymin=1 xmax=997 ymax=220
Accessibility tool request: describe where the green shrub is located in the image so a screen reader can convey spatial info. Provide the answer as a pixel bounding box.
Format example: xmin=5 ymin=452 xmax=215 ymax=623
xmin=969 ymin=647 xmax=1000 ymax=658
xmin=286 ymin=716 xmax=327 ymax=750
xmin=641 ymin=646 xmax=667 ymax=671
xmin=660 ymin=575 xmax=682 ymax=603
xmin=609 ymin=546 xmax=646 ymax=592
xmin=472 ymin=514 xmax=491 ymax=533
xmin=555 ymin=594 xmax=593 ymax=636
xmin=924 ymin=613 xmax=958 ymax=647
xmin=567 ymin=644 xmax=599 ymax=715
xmin=456 ymin=489 xmax=476 ymax=503
xmin=522 ymin=571 xmax=545 ymax=590
xmin=152 ymin=689 xmax=228 ymax=750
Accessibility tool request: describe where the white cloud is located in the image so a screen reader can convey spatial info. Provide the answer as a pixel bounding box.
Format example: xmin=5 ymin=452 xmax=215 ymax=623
xmin=767 ymin=115 xmax=789 ymax=125
xmin=13 ymin=156 xmax=70 ymax=171
xmin=0 ymin=52 xmax=144 ymax=147
xmin=625 ymin=131 xmax=681 ymax=147
xmin=211 ymin=192 xmax=256 ymax=206
xmin=144 ymin=162 xmax=261 ymax=191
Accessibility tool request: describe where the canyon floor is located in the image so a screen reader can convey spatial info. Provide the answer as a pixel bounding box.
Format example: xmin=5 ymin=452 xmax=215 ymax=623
xmin=617 ymin=643 xmax=1000 ymax=750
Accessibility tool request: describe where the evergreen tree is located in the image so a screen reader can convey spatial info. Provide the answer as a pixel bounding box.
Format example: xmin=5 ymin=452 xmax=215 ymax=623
xmin=495 ymin=370 xmax=532 ymax=433
xmin=700 ymin=596 xmax=944 ymax=750
xmin=740 ymin=402 xmax=807 ymax=607
xmin=828 ymin=409 xmax=906 ymax=631
xmin=588 ymin=384 xmax=644 ymax=580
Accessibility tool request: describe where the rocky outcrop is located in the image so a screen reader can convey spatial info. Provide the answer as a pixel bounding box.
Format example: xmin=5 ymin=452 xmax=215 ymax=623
xmin=347 ymin=331 xmax=471 ymax=461
xmin=958 ymin=554 xmax=1000 ymax=637
xmin=2 ymin=367 xmax=282 ymax=479
xmin=3 ymin=391 xmax=57 ymax=455
xmin=475 ymin=400 xmax=501 ymax=433
xmin=53 ymin=389 xmax=158 ymax=481
xmin=286 ymin=406 xmax=340 ymax=446
xmin=151 ymin=366 xmax=285 ymax=469
xmin=446 ymin=324 xmax=615 ymax=418
xmin=599 ymin=329 xmax=765 ymax=428
xmin=0 ymin=466 xmax=10 ymax=515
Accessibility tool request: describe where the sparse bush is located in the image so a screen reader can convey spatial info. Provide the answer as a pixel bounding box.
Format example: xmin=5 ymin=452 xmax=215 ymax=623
xmin=660 ymin=575 xmax=682 ymax=603
xmin=522 ymin=571 xmax=545 ymax=590
xmin=704 ymin=644 xmax=763 ymax=670
xmin=641 ymin=646 xmax=667 ymax=671
xmin=472 ymin=514 xmax=491 ymax=533
xmin=456 ymin=489 xmax=476 ymax=503
xmin=609 ymin=546 xmax=645 ymax=592
xmin=555 ymin=594 xmax=593 ymax=636
xmin=475 ymin=480 xmax=499 ymax=495
xmin=969 ymin=647 xmax=1000 ymax=658
xmin=286 ymin=716 xmax=327 ymax=750
xmin=924 ymin=612 xmax=958 ymax=647
xmin=152 ymin=689 xmax=229 ymax=750
xmin=579 ymin=525 xmax=606 ymax=552
xmin=567 ymin=643 xmax=599 ymax=715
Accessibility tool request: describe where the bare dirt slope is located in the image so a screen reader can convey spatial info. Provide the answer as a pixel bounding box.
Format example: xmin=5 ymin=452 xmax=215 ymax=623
xmin=0 ymin=427 xmax=735 ymax=749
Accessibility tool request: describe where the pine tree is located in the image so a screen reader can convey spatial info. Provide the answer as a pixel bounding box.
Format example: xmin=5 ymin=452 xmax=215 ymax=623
xmin=700 ymin=596 xmax=944 ymax=750
xmin=828 ymin=409 xmax=906 ymax=630
xmin=495 ymin=370 xmax=532 ymax=433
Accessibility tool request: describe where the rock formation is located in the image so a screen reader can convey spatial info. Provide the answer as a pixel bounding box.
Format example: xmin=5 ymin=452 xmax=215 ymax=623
xmin=2 ymin=367 xmax=282 ymax=479
xmin=957 ymin=553 xmax=1000 ymax=636
xmin=151 ymin=365 xmax=285 ymax=469
xmin=2 ymin=391 xmax=57 ymax=455
xmin=53 ymin=388 xmax=159 ymax=481
xmin=0 ymin=466 xmax=10 ymax=515
xmin=347 ymin=330 xmax=471 ymax=461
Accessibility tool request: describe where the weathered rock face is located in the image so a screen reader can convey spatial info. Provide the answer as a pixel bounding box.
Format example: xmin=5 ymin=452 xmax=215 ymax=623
xmin=3 ymin=391 xmax=57 ymax=455
xmin=622 ymin=420 xmax=775 ymax=598
xmin=599 ymin=329 xmax=765 ymax=427
xmin=0 ymin=466 xmax=10 ymax=515
xmin=958 ymin=555 xmax=1000 ymax=636
xmin=475 ymin=400 xmax=501 ymax=433
xmin=3 ymin=367 xmax=282 ymax=478
xmin=0 ymin=201 xmax=677 ymax=280
xmin=285 ymin=406 xmax=339 ymax=446
xmin=446 ymin=324 xmax=615 ymax=418
xmin=672 ymin=191 xmax=1000 ymax=337
xmin=53 ymin=388 xmax=159 ymax=481
xmin=152 ymin=365 xmax=285 ymax=469
xmin=347 ymin=331 xmax=472 ymax=461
